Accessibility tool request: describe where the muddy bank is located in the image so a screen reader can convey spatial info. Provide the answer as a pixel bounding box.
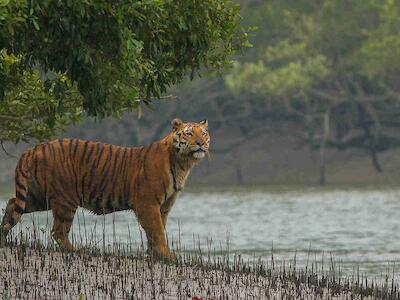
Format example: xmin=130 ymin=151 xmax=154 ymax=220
xmin=1 ymin=244 xmax=396 ymax=300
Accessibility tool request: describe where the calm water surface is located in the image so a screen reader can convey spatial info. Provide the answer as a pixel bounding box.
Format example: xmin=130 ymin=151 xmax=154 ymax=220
xmin=1 ymin=187 xmax=400 ymax=281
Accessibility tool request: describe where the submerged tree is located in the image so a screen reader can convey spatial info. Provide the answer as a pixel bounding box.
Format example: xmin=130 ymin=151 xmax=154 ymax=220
xmin=226 ymin=0 xmax=400 ymax=182
xmin=0 ymin=0 xmax=248 ymax=143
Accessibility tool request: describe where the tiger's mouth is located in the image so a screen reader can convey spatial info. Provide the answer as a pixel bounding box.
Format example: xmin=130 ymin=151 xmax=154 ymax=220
xmin=191 ymin=148 xmax=205 ymax=153
xmin=190 ymin=148 xmax=206 ymax=159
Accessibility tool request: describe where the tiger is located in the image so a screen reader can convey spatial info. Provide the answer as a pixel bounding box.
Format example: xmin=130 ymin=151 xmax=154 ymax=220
xmin=0 ymin=118 xmax=210 ymax=259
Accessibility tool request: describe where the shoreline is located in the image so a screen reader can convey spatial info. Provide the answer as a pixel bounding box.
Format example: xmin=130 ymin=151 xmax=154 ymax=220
xmin=0 ymin=243 xmax=398 ymax=300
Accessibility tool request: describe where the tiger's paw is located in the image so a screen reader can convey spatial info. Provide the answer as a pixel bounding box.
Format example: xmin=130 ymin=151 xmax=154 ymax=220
xmin=147 ymin=249 xmax=177 ymax=263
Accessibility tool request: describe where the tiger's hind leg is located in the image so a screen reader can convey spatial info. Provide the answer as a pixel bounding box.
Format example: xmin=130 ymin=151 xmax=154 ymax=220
xmin=1 ymin=197 xmax=26 ymax=247
xmin=51 ymin=205 xmax=77 ymax=252
xmin=0 ymin=198 xmax=16 ymax=246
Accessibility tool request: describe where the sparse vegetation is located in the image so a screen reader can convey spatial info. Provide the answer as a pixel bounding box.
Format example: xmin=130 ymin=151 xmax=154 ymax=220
xmin=1 ymin=225 xmax=399 ymax=299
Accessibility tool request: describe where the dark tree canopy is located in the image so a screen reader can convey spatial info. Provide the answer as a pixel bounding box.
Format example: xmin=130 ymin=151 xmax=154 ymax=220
xmin=0 ymin=0 xmax=248 ymax=142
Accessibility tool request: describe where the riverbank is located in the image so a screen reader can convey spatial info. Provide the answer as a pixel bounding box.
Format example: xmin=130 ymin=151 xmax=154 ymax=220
xmin=2 ymin=187 xmax=400 ymax=286
xmin=0 ymin=242 xmax=397 ymax=300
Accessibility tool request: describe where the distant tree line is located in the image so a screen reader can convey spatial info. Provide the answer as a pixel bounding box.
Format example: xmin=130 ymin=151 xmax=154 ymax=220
xmin=226 ymin=0 xmax=400 ymax=183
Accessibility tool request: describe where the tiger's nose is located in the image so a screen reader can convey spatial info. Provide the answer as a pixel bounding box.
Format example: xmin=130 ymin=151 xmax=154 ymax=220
xmin=196 ymin=140 xmax=204 ymax=146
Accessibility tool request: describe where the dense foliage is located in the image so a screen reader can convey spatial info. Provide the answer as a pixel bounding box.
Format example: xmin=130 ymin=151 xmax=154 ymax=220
xmin=0 ymin=0 xmax=248 ymax=142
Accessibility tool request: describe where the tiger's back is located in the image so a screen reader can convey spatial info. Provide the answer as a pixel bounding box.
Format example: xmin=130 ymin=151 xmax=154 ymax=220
xmin=22 ymin=138 xmax=152 ymax=215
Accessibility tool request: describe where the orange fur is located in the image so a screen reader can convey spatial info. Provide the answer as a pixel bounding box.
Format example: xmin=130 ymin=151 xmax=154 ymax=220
xmin=0 ymin=118 xmax=210 ymax=258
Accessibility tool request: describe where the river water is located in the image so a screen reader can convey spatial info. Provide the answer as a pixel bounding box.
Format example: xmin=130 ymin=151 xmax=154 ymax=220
xmin=1 ymin=186 xmax=400 ymax=282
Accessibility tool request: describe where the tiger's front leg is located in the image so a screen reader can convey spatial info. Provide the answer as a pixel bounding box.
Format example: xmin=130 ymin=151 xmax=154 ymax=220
xmin=160 ymin=192 xmax=179 ymax=229
xmin=51 ymin=204 xmax=77 ymax=252
xmin=136 ymin=203 xmax=174 ymax=260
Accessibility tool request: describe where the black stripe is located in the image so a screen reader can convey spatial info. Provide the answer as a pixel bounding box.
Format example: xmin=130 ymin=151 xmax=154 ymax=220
xmin=80 ymin=141 xmax=90 ymax=165
xmin=97 ymin=144 xmax=112 ymax=175
xmin=15 ymin=178 xmax=25 ymax=190
xmin=49 ymin=183 xmax=65 ymax=202
xmin=64 ymin=145 xmax=80 ymax=203
xmin=94 ymin=196 xmax=102 ymax=213
xmin=169 ymin=151 xmax=178 ymax=191
xmin=81 ymin=176 xmax=86 ymax=205
xmin=56 ymin=142 xmax=70 ymax=180
xmin=87 ymin=146 xmax=103 ymax=204
xmin=86 ymin=143 xmax=103 ymax=193
xmin=161 ymin=180 xmax=168 ymax=208
xmin=115 ymin=195 xmax=123 ymax=210
xmin=134 ymin=174 xmax=140 ymax=205
xmin=102 ymin=196 xmax=112 ymax=214
xmin=16 ymin=159 xmax=28 ymax=177
xmin=106 ymin=147 xmax=123 ymax=205
xmin=124 ymin=147 xmax=137 ymax=202
xmin=112 ymin=148 xmax=128 ymax=207
xmin=14 ymin=205 xmax=24 ymax=215
xmin=16 ymin=191 xmax=25 ymax=201
xmin=28 ymin=191 xmax=40 ymax=208
xmin=68 ymin=139 xmax=75 ymax=159
xmin=112 ymin=148 xmax=127 ymax=188
xmin=49 ymin=144 xmax=57 ymax=182
xmin=163 ymin=180 xmax=167 ymax=200
xmin=42 ymin=144 xmax=48 ymax=200
xmin=59 ymin=139 xmax=65 ymax=158
xmin=136 ymin=146 xmax=144 ymax=160
xmin=75 ymin=174 xmax=81 ymax=205
xmin=128 ymin=147 xmax=134 ymax=164
xmin=108 ymin=147 xmax=122 ymax=188
xmin=90 ymin=193 xmax=98 ymax=209
xmin=121 ymin=148 xmax=130 ymax=205
xmin=63 ymin=140 xmax=79 ymax=199
xmin=142 ymin=144 xmax=153 ymax=179
xmin=81 ymin=143 xmax=100 ymax=201
xmin=34 ymin=145 xmax=39 ymax=180
xmin=95 ymin=145 xmax=115 ymax=199
xmin=41 ymin=143 xmax=48 ymax=167
xmin=85 ymin=142 xmax=97 ymax=163
xmin=49 ymin=143 xmax=56 ymax=161
xmin=16 ymin=163 xmax=24 ymax=177
xmin=87 ymin=188 xmax=98 ymax=208
xmin=72 ymin=139 xmax=80 ymax=161
xmin=170 ymin=165 xmax=177 ymax=191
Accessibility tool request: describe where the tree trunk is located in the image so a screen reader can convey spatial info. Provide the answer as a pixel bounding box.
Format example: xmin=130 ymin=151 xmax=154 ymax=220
xmin=233 ymin=148 xmax=244 ymax=185
xmin=319 ymin=113 xmax=330 ymax=185
xmin=371 ymin=149 xmax=383 ymax=173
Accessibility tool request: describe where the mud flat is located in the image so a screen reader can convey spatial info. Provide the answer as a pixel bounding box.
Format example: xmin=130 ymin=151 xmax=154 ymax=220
xmin=0 ymin=242 xmax=398 ymax=300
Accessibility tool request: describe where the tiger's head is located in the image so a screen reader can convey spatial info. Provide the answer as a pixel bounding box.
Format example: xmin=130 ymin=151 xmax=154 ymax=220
xmin=171 ymin=118 xmax=210 ymax=160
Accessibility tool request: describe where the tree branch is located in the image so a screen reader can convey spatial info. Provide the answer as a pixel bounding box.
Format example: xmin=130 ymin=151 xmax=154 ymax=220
xmin=0 ymin=140 xmax=17 ymax=158
xmin=0 ymin=115 xmax=28 ymax=122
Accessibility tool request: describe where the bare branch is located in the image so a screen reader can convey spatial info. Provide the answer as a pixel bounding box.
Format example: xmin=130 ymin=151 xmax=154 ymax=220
xmin=0 ymin=115 xmax=29 ymax=122
xmin=0 ymin=140 xmax=17 ymax=158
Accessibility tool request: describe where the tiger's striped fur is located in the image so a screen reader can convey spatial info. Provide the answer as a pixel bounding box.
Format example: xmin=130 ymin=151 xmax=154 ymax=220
xmin=0 ymin=118 xmax=210 ymax=258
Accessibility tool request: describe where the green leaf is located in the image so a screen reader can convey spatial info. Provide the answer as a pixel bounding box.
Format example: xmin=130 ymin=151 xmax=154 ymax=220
xmin=32 ymin=19 xmax=40 ymax=30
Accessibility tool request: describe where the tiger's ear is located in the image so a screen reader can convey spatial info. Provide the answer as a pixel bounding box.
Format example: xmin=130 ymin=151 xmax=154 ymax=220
xmin=171 ymin=118 xmax=183 ymax=130
xmin=199 ymin=119 xmax=208 ymax=128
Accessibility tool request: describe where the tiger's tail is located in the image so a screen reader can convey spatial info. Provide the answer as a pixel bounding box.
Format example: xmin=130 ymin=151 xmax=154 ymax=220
xmin=1 ymin=156 xmax=30 ymax=244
